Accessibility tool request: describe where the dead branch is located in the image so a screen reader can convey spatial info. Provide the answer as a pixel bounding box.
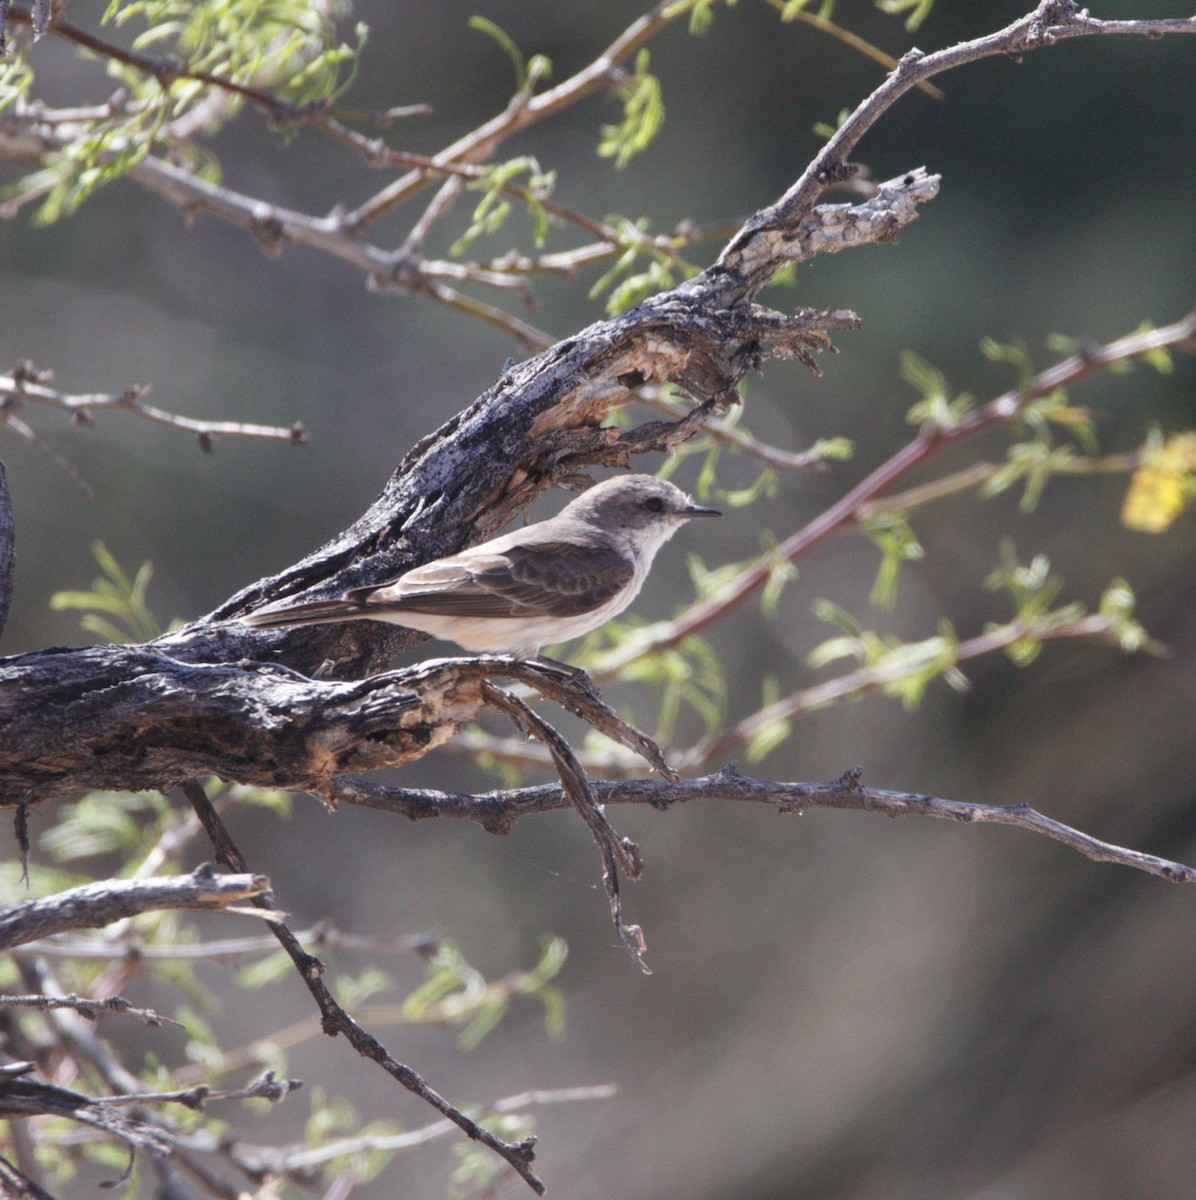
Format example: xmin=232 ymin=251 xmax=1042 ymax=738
xmin=0 ymin=994 xmax=181 ymax=1028
xmin=0 ymin=1065 xmax=173 ymax=1158
xmin=0 ymin=459 xmax=11 ymax=639
xmin=1 ymin=364 xmax=307 ymax=449
xmin=332 ymin=764 xmax=1196 ymax=885
xmin=0 ymin=866 xmax=271 ymax=951
xmin=179 ymin=779 xmax=546 ymax=1195
xmin=0 ymin=654 xmax=671 ymax=807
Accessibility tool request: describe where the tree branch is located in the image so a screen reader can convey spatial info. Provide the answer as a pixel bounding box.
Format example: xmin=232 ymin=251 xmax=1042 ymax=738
xmin=0 ymin=866 xmax=271 ymax=951
xmin=595 ymin=304 xmax=1196 ymax=670
xmin=179 ymin=779 xmax=546 ymax=1195
xmin=229 ymin=1084 xmax=616 ymax=1180
xmin=333 ymin=764 xmax=1196 ymax=885
xmin=718 ymin=1 xmax=1196 ymax=295
xmin=0 ymin=458 xmax=12 ymax=641
xmin=0 ymin=994 xmax=181 ymax=1028
xmin=0 ymin=1065 xmax=173 ymax=1159
xmin=1 ymin=363 xmax=307 ymax=449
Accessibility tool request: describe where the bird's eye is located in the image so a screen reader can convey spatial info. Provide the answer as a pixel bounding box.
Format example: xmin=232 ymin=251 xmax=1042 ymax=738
xmin=643 ymin=496 xmax=666 ymax=513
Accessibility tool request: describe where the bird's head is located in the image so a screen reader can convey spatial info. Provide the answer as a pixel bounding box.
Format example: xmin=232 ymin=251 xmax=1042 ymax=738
xmin=564 ymin=474 xmax=722 ymax=555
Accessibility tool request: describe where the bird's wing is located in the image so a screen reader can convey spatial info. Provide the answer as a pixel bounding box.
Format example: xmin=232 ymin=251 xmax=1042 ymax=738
xmin=348 ymin=541 xmax=634 ymax=619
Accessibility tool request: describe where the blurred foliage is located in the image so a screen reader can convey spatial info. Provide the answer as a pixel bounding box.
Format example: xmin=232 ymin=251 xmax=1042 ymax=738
xmin=50 ymin=540 xmax=167 ymax=642
xmin=450 ymin=155 xmax=556 ymax=257
xmin=468 ymin=15 xmax=551 ymax=94
xmin=598 ymin=48 xmax=664 ymax=169
xmin=8 ymin=0 xmax=365 ymax=222
xmin=1122 ymin=430 xmax=1196 ymax=533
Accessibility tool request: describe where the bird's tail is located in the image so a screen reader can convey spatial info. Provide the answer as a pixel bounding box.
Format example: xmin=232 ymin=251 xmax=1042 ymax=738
xmin=241 ymin=597 xmax=370 ymax=629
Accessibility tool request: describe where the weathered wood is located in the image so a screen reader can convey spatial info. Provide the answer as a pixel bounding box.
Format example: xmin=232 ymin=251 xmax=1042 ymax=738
xmin=0 ymin=174 xmax=937 ymax=807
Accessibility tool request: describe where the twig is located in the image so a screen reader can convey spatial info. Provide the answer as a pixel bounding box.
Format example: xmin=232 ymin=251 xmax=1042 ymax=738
xmin=95 ymin=1071 xmax=301 ymax=1111
xmin=0 ymin=866 xmax=272 ymax=951
xmin=1 ymin=366 xmax=307 ymax=449
xmin=688 ymin=612 xmax=1161 ymax=768
xmin=332 ymin=764 xmax=1196 ymax=885
xmin=854 ymin=450 xmax=1143 ymax=518
xmin=0 ymin=993 xmax=181 ymax=1028
xmin=0 ymin=1153 xmax=56 ymax=1200
xmin=166 ymin=945 xmax=556 ymax=1087
xmin=482 ymin=681 xmax=650 ymax=974
xmin=11 ymin=924 xmax=438 ymax=962
xmin=717 ymin=2 xmax=1196 ymax=293
xmin=231 ymin=1084 xmax=617 ymax=1177
xmin=636 ymin=386 xmax=837 ymax=471
xmin=757 ymin=0 xmax=944 ymax=99
xmin=179 ymin=780 xmax=546 ymax=1196
xmin=0 ymin=459 xmax=12 ymax=640
xmin=1 ymin=409 xmax=92 ymax=496
xmin=477 ymin=656 xmax=677 ymax=780
xmin=343 ymin=3 xmax=691 ymax=230
xmin=0 ymin=1071 xmax=173 ymax=1158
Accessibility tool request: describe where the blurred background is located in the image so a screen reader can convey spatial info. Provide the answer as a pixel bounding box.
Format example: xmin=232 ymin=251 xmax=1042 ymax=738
xmin=3 ymin=1 xmax=1196 ymax=1197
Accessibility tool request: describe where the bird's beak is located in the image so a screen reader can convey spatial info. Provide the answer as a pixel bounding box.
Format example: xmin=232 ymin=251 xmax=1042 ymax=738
xmin=682 ymin=502 xmax=722 ymax=518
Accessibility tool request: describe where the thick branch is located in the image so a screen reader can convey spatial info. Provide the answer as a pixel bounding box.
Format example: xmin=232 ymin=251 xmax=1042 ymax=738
xmin=0 ymin=866 xmax=270 ymax=951
xmin=0 ymin=654 xmax=668 ymax=807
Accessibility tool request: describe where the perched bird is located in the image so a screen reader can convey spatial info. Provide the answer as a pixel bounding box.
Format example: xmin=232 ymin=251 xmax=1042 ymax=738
xmin=242 ymin=474 xmax=721 ymax=657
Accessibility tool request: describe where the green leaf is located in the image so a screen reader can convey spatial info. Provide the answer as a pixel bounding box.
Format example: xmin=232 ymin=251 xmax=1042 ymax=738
xmin=50 ymin=540 xmax=165 ymax=641
xmin=901 ymin=351 xmax=974 ymax=430
xmin=715 ymin=468 xmax=777 ymax=508
xmin=745 ymin=676 xmax=790 ymax=763
xmin=597 ymin=49 xmax=665 ymax=169
xmin=468 ymin=16 xmax=529 ymax=91
xmin=875 ymin=0 xmax=937 ymax=32
xmin=861 ymin=512 xmax=923 ymax=608
xmin=1099 ymin=578 xmax=1150 ymax=652
xmin=236 ymin=950 xmax=293 ymax=990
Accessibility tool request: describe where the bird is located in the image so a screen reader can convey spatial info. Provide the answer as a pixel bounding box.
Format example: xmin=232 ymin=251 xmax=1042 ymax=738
xmin=241 ymin=474 xmax=722 ymax=657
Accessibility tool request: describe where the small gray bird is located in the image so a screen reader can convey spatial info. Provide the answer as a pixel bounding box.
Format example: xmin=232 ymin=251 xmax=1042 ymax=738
xmin=242 ymin=474 xmax=721 ymax=657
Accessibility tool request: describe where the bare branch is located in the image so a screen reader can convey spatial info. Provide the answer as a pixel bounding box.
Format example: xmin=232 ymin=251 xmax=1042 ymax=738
xmin=334 ymin=764 xmax=1196 ymax=885
xmin=0 ymin=994 xmax=181 ymax=1028
xmin=0 ymin=866 xmax=271 ymax=951
xmin=1 ymin=364 xmax=307 ymax=448
xmin=95 ymin=1071 xmax=302 ymax=1111
xmin=12 ymin=924 xmax=437 ymax=963
xmin=0 ymin=458 xmax=12 ymax=639
xmin=180 ymin=780 xmax=546 ymax=1195
xmin=718 ymin=2 xmax=1196 ymax=294
xmin=483 ymin=679 xmax=650 ymax=972
xmin=0 ymin=1154 xmax=56 ymax=1200
xmin=231 ymin=1084 xmax=616 ymax=1177
xmin=0 ymin=1065 xmax=173 ymax=1158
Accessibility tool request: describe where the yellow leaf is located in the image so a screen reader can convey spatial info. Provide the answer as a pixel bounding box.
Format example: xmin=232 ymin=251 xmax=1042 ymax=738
xmin=1122 ymin=432 xmax=1196 ymax=533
